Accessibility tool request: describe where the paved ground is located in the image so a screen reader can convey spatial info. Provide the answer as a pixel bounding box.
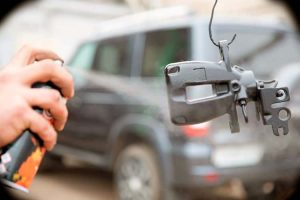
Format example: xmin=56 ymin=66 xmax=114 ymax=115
xmin=7 ymin=165 xmax=246 ymax=200
xmin=10 ymin=166 xmax=116 ymax=200
xmin=7 ymin=164 xmax=293 ymax=200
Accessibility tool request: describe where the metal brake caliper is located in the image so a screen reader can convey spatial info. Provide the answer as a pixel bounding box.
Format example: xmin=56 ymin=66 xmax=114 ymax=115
xmin=164 ymin=40 xmax=291 ymax=135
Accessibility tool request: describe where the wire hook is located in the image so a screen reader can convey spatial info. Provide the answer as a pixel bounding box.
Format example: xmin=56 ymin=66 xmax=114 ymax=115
xmin=209 ymin=0 xmax=237 ymax=47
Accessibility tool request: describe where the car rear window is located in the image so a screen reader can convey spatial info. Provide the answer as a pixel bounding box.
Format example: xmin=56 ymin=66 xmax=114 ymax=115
xmin=142 ymin=28 xmax=190 ymax=77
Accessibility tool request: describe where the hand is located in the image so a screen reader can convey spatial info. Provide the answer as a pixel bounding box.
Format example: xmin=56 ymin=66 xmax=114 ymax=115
xmin=0 ymin=45 xmax=74 ymax=150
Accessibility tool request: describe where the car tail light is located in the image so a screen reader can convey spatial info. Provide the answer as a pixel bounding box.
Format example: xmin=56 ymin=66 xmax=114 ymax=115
xmin=181 ymin=122 xmax=210 ymax=138
xmin=203 ymin=172 xmax=219 ymax=183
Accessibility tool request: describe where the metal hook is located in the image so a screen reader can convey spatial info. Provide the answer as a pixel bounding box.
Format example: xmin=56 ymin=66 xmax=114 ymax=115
xmin=209 ymin=0 xmax=237 ymax=47
xmin=239 ymin=100 xmax=248 ymax=123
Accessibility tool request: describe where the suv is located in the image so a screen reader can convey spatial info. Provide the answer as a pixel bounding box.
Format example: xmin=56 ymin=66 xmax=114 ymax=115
xmin=53 ymin=9 xmax=300 ymax=200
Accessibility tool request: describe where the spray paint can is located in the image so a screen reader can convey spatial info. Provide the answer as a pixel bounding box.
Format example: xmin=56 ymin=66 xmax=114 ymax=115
xmin=0 ymin=82 xmax=58 ymax=192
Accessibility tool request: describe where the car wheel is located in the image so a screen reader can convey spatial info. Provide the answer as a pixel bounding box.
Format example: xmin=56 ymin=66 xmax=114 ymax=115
xmin=114 ymin=144 xmax=162 ymax=200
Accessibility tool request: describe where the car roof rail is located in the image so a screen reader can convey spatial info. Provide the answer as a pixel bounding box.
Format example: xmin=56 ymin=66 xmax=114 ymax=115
xmin=95 ymin=6 xmax=195 ymax=34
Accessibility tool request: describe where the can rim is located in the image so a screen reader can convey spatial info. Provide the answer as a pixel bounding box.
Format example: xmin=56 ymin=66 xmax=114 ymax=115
xmin=1 ymin=179 xmax=29 ymax=193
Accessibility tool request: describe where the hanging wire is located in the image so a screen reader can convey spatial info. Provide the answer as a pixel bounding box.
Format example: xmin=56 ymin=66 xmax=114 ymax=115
xmin=209 ymin=0 xmax=237 ymax=47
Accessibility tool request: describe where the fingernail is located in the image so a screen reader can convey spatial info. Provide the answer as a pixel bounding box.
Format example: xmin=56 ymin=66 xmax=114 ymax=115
xmin=59 ymin=58 xmax=64 ymax=65
xmin=58 ymin=126 xmax=64 ymax=132
xmin=46 ymin=143 xmax=54 ymax=151
xmin=54 ymin=59 xmax=64 ymax=66
xmin=55 ymin=121 xmax=64 ymax=132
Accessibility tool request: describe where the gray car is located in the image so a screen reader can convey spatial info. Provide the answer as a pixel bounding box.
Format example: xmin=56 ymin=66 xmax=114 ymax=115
xmin=51 ymin=11 xmax=300 ymax=200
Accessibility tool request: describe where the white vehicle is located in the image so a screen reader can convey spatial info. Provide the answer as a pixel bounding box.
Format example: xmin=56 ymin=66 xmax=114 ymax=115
xmin=0 ymin=0 xmax=130 ymax=66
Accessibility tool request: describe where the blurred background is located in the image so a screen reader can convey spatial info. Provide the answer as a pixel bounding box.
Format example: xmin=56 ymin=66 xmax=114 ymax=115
xmin=1 ymin=0 xmax=300 ymax=200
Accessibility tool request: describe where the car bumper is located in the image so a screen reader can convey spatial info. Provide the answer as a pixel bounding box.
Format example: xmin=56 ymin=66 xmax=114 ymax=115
xmin=171 ymin=143 xmax=300 ymax=189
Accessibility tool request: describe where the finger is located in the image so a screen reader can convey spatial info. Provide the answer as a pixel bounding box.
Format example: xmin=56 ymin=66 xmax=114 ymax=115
xmin=25 ymin=88 xmax=68 ymax=131
xmin=0 ymin=126 xmax=20 ymax=148
xmin=22 ymin=60 xmax=74 ymax=98
xmin=26 ymin=110 xmax=57 ymax=150
xmin=10 ymin=45 xmax=63 ymax=66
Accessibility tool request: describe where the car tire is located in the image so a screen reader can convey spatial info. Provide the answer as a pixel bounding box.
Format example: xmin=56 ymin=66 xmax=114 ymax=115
xmin=114 ymin=144 xmax=163 ymax=200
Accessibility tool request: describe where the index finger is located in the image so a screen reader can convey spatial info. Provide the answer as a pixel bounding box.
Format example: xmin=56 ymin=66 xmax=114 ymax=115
xmin=22 ymin=60 xmax=74 ymax=98
xmin=10 ymin=45 xmax=63 ymax=66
